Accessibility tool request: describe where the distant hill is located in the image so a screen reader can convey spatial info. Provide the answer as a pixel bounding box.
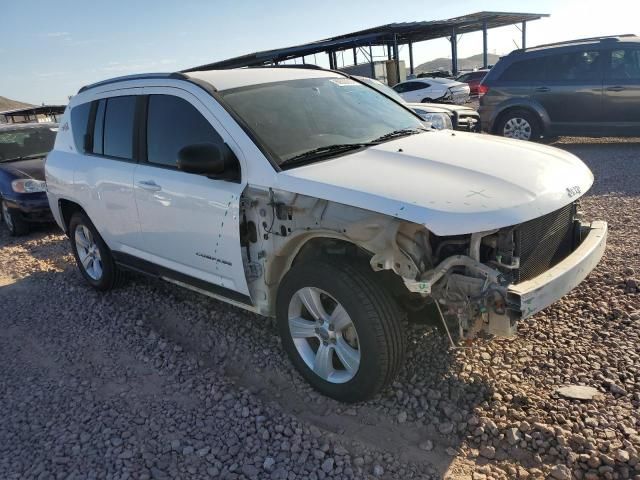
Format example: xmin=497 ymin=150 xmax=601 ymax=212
xmin=0 ymin=96 xmax=34 ymax=112
xmin=415 ymin=53 xmax=501 ymax=73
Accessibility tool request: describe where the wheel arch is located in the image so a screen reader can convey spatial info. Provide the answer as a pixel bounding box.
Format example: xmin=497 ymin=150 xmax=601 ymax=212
xmin=263 ymin=232 xmax=412 ymax=317
xmin=58 ymin=198 xmax=86 ymax=234
xmin=265 ymin=233 xmax=372 ymax=289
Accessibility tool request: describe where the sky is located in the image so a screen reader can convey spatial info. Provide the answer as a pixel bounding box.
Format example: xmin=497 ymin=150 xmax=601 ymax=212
xmin=2 ymin=0 xmax=639 ymax=105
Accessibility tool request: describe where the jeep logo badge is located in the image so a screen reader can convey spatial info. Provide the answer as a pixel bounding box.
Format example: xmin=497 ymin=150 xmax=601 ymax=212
xmin=566 ymin=185 xmax=581 ymax=197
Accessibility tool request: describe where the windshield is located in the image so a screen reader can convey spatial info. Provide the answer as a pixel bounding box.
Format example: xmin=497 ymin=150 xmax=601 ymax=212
xmin=0 ymin=126 xmax=57 ymax=162
xmin=219 ymin=77 xmax=423 ymax=166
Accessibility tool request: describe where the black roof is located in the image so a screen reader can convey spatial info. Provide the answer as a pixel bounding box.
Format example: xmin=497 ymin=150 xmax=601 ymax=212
xmin=183 ymin=11 xmax=548 ymax=71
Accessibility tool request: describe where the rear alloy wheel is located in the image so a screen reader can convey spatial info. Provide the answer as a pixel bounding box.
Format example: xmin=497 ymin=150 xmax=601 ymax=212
xmin=69 ymin=212 xmax=124 ymax=290
xmin=497 ymin=109 xmax=541 ymax=141
xmin=277 ymin=260 xmax=406 ymax=403
xmin=1 ymin=199 xmax=29 ymax=236
xmin=74 ymin=224 xmax=103 ymax=281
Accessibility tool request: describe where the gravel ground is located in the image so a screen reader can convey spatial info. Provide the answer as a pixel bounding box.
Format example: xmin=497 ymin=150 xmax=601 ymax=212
xmin=0 ymin=137 xmax=638 ymax=480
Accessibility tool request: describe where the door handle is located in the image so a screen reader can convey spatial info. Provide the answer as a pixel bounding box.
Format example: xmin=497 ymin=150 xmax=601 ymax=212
xmin=534 ymin=87 xmax=550 ymax=93
xmin=606 ymin=85 xmax=625 ymax=92
xmin=136 ymin=180 xmax=162 ymax=192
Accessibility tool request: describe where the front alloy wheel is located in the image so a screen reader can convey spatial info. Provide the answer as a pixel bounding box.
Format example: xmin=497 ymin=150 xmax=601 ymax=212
xmin=277 ymin=260 xmax=406 ymax=403
xmin=288 ymin=287 xmax=361 ymax=384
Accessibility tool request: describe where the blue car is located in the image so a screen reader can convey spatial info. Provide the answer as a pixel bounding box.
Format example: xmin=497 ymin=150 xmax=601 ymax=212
xmin=0 ymin=122 xmax=58 ymax=236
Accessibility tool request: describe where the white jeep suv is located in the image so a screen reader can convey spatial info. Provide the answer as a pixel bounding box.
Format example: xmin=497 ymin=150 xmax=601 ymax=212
xmin=46 ymin=68 xmax=607 ymax=402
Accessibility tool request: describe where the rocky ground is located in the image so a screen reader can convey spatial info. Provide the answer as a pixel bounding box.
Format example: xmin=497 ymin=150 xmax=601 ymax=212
xmin=0 ymin=137 xmax=639 ymax=480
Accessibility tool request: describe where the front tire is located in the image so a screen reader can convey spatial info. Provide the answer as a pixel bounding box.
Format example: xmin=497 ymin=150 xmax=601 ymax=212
xmin=69 ymin=211 xmax=123 ymax=290
xmin=276 ymin=259 xmax=406 ymax=403
xmin=1 ymin=199 xmax=29 ymax=236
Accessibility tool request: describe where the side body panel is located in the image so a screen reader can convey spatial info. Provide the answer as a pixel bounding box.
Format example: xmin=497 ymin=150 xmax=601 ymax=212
xmin=132 ymin=86 xmax=250 ymax=295
xmin=71 ymin=88 xmax=142 ymax=250
xmin=46 ymin=108 xmax=76 ymax=230
xmin=602 ymin=45 xmax=640 ymax=134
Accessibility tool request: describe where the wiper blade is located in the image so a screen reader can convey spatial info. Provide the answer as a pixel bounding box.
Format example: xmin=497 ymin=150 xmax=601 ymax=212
xmin=280 ymin=143 xmax=371 ymax=167
xmin=0 ymin=153 xmax=46 ymax=163
xmin=370 ymin=128 xmax=427 ymax=143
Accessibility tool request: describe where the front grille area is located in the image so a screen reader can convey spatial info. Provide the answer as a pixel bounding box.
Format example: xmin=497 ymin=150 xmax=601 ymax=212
xmin=514 ymin=203 xmax=576 ymax=283
xmin=454 ymin=112 xmax=481 ymax=132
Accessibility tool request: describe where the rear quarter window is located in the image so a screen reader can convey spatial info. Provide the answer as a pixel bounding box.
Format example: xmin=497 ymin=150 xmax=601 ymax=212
xmin=70 ymin=102 xmax=92 ymax=152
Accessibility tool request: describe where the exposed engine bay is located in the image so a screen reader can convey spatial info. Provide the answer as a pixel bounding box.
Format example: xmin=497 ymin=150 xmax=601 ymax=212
xmin=239 ymin=187 xmax=582 ymax=342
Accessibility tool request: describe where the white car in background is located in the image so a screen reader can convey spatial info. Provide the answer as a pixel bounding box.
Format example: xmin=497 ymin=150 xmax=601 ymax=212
xmin=358 ymin=76 xmax=480 ymax=132
xmin=392 ymin=77 xmax=470 ymax=104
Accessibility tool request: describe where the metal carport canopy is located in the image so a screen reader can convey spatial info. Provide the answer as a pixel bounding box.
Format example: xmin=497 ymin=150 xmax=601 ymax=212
xmin=183 ymin=11 xmax=548 ymax=72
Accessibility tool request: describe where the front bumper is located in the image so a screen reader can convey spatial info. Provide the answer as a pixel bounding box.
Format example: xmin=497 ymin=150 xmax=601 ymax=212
xmin=507 ymin=220 xmax=607 ymax=319
xmin=3 ymin=193 xmax=53 ymax=223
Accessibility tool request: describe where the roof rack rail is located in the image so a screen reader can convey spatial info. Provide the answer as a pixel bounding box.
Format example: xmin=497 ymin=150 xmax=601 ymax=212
xmin=246 ymin=64 xmax=325 ymax=70
xmin=518 ymin=34 xmax=636 ymax=52
xmin=78 ymin=72 xmax=188 ymax=94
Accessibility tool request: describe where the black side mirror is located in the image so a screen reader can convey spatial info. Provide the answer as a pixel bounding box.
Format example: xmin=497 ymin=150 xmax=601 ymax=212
xmin=177 ymin=143 xmax=240 ymax=181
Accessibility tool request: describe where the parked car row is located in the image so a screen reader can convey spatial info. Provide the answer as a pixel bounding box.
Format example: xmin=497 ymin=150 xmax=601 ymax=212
xmin=358 ymin=76 xmax=480 ymax=132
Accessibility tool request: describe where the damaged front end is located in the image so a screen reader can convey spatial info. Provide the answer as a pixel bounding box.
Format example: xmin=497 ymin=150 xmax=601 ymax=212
xmin=240 ymin=188 xmax=606 ymax=343
xmin=401 ymin=201 xmax=607 ymax=341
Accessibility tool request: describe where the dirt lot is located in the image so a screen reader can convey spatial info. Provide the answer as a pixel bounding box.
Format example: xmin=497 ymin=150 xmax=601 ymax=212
xmin=1 ymin=137 xmax=639 ymax=480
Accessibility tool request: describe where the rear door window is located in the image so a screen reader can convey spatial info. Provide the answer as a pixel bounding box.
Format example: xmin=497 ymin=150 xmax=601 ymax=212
xmin=608 ymin=48 xmax=640 ymax=80
xmin=545 ymin=50 xmax=602 ymax=82
xmin=103 ymin=96 xmax=136 ymax=160
xmin=146 ymin=94 xmax=223 ymax=168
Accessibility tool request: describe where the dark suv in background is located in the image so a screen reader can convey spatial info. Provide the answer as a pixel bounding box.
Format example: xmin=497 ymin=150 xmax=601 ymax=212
xmin=479 ymin=35 xmax=640 ymax=140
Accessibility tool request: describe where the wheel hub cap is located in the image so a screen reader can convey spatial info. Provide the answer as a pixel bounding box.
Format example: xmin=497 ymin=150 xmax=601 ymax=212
xmin=503 ymin=117 xmax=532 ymax=140
xmin=288 ymin=287 xmax=361 ymax=384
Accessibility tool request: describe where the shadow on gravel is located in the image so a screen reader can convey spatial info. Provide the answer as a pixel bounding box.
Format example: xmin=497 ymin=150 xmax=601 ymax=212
xmin=136 ymin=273 xmax=491 ymax=477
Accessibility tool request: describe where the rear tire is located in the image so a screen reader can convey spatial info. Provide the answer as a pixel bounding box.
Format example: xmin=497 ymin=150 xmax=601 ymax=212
xmin=421 ymin=97 xmax=433 ymax=103
xmin=1 ymin=199 xmax=29 ymax=236
xmin=69 ymin=211 xmax=124 ymax=290
xmin=276 ymin=259 xmax=406 ymax=403
xmin=496 ymin=109 xmax=541 ymax=141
